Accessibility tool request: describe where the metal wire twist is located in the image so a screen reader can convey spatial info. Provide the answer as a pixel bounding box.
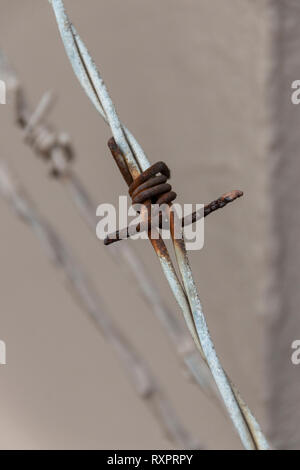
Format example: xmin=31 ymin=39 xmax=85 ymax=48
xmin=105 ymin=138 xmax=243 ymax=245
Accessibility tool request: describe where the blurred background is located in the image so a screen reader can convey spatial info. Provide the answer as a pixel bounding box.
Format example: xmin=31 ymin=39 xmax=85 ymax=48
xmin=0 ymin=0 xmax=299 ymax=450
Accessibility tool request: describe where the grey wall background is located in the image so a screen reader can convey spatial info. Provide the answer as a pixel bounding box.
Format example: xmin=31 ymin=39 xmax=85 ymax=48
xmin=0 ymin=0 xmax=298 ymax=449
xmin=266 ymin=0 xmax=300 ymax=450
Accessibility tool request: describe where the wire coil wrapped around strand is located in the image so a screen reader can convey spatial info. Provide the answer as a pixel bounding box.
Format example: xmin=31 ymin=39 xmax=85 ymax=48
xmin=105 ymin=137 xmax=243 ymax=246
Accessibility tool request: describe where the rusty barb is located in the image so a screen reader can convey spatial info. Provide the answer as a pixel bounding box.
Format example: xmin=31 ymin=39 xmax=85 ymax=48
xmin=49 ymin=0 xmax=270 ymax=449
xmin=105 ymin=136 xmax=243 ymax=245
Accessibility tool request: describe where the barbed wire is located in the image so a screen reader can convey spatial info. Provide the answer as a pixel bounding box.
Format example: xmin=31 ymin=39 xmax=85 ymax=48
xmin=0 ymin=51 xmax=225 ymax=409
xmin=48 ymin=0 xmax=269 ymax=449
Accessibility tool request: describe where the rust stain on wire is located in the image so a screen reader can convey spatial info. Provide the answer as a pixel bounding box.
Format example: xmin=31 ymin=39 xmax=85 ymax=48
xmin=108 ymin=137 xmax=134 ymax=186
xmin=105 ymin=138 xmax=243 ymax=245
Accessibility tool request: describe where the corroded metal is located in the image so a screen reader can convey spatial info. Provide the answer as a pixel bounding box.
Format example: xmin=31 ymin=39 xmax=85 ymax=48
xmin=105 ymin=141 xmax=243 ymax=245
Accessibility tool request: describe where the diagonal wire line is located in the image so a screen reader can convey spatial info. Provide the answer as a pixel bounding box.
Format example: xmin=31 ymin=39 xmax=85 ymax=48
xmin=49 ymin=0 xmax=270 ymax=449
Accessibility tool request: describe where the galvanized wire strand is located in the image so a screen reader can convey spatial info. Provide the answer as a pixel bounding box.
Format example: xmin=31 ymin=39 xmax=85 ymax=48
xmin=169 ymin=211 xmax=257 ymax=449
xmin=0 ymin=161 xmax=200 ymax=449
xmin=49 ymin=0 xmax=269 ymax=449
